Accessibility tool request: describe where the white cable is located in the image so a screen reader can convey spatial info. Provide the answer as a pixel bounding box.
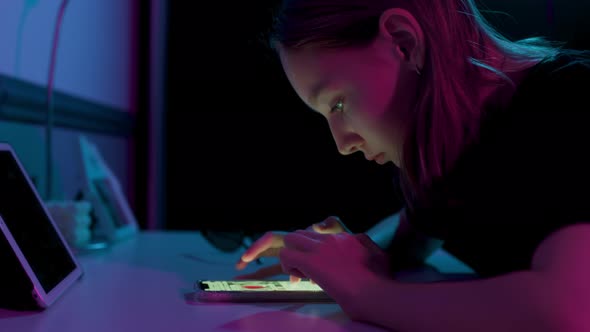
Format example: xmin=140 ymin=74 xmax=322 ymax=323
xmin=46 ymin=0 xmax=69 ymax=200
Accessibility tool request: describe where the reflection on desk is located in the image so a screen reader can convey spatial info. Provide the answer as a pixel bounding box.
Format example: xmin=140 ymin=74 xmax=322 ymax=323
xmin=0 ymin=231 xmax=474 ymax=332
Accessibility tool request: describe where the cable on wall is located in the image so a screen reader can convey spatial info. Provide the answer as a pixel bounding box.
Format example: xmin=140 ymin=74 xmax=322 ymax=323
xmin=46 ymin=0 xmax=70 ymax=200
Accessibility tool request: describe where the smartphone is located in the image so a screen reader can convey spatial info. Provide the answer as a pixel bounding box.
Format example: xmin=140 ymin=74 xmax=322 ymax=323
xmin=194 ymin=280 xmax=334 ymax=303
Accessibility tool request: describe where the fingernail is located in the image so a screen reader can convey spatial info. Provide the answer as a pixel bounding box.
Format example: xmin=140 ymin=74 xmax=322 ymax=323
xmin=314 ymin=222 xmax=327 ymax=230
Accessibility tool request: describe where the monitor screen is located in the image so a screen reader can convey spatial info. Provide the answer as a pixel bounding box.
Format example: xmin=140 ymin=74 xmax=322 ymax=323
xmin=0 ymin=151 xmax=76 ymax=293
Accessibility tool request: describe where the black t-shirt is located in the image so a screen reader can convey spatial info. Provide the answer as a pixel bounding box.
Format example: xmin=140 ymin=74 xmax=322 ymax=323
xmin=404 ymin=51 xmax=590 ymax=278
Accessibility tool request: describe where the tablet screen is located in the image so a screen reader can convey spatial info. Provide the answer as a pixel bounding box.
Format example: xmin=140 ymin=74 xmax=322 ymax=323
xmin=0 ymin=151 xmax=76 ymax=293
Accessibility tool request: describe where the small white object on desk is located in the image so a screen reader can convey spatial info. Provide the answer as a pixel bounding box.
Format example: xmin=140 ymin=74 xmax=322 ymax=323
xmin=45 ymin=200 xmax=92 ymax=248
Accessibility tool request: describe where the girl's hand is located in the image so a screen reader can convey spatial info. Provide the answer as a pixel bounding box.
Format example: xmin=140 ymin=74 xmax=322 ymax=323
xmin=234 ymin=216 xmax=350 ymax=281
xmin=280 ymin=230 xmax=390 ymax=310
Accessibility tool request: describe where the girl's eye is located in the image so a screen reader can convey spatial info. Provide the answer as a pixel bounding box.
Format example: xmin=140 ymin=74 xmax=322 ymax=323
xmin=330 ymin=100 xmax=345 ymax=113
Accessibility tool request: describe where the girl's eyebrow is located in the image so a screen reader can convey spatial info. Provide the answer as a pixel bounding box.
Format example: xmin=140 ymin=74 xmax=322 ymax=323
xmin=308 ymin=79 xmax=331 ymax=107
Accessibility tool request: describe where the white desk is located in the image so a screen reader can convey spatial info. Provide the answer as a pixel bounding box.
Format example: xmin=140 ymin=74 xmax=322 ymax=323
xmin=0 ymin=231 xmax=474 ymax=332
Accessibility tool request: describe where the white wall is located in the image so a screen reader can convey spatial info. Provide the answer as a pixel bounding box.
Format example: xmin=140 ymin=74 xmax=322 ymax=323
xmin=0 ymin=0 xmax=136 ymax=108
xmin=0 ymin=0 xmax=136 ymax=203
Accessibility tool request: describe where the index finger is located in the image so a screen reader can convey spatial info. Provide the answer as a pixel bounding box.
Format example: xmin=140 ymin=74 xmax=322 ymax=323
xmin=240 ymin=232 xmax=284 ymax=263
xmin=234 ymin=264 xmax=284 ymax=280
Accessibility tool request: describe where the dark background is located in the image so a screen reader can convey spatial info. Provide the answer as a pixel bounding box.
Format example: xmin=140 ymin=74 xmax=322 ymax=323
xmin=164 ymin=0 xmax=590 ymax=233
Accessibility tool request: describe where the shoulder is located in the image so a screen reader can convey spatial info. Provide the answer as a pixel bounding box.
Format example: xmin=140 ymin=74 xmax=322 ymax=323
xmin=479 ymin=51 xmax=590 ymax=212
xmin=455 ymin=50 xmax=590 ymax=207
xmin=530 ymin=50 xmax=590 ymax=80
xmin=515 ymin=50 xmax=590 ymax=108
xmin=492 ymin=50 xmax=590 ymax=141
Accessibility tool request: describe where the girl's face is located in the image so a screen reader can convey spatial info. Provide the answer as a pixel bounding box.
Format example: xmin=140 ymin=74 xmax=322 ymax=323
xmin=278 ymin=35 xmax=421 ymax=167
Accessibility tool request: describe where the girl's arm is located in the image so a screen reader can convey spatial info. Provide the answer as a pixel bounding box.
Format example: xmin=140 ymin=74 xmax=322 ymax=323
xmin=351 ymin=224 xmax=590 ymax=332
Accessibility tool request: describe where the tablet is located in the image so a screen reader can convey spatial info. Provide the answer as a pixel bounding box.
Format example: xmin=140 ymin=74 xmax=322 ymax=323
xmin=0 ymin=143 xmax=83 ymax=309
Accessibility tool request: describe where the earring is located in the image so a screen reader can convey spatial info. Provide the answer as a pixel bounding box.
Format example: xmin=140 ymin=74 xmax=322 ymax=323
xmin=415 ymin=65 xmax=422 ymax=76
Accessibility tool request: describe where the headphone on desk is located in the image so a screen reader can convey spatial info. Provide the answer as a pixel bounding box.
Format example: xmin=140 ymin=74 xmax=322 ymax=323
xmin=200 ymin=230 xmax=265 ymax=253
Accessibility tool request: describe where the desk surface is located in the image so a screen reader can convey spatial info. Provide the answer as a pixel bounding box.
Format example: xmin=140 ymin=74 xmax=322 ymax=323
xmin=0 ymin=231 xmax=473 ymax=332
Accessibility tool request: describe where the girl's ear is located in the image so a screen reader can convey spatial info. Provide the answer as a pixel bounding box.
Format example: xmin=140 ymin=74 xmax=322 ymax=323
xmin=377 ymin=8 xmax=426 ymax=69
